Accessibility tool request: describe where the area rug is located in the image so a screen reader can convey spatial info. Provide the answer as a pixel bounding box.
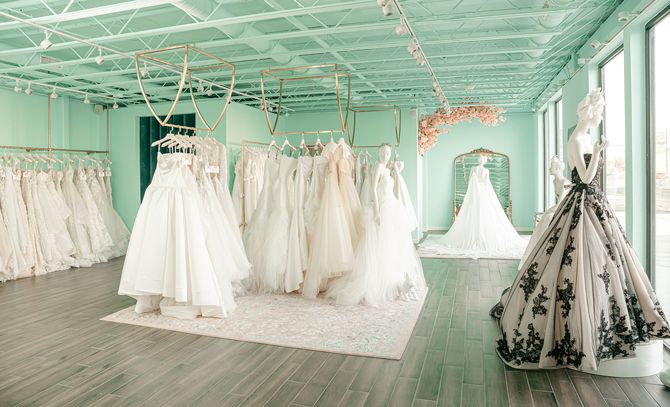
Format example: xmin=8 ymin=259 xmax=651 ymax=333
xmin=101 ymin=289 xmax=427 ymax=360
xmin=418 ymin=235 xmax=530 ymax=260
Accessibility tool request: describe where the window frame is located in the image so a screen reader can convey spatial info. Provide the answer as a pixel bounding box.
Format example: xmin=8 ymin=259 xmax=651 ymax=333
xmin=598 ymin=47 xmax=624 ymax=194
xmin=542 ymin=109 xmax=550 ymax=211
xmin=645 ymin=5 xmax=670 ymax=284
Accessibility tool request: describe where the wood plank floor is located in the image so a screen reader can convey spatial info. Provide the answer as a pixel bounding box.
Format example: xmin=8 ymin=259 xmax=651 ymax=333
xmin=0 ymin=257 xmax=669 ymax=407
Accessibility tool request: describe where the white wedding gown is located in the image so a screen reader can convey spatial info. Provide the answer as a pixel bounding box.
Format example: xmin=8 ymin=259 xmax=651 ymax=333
xmin=424 ymin=165 xmax=527 ymax=259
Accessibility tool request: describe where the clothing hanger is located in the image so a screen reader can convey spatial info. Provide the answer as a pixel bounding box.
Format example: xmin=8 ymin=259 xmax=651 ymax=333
xmin=280 ymin=136 xmax=297 ymax=154
xmin=314 ymin=135 xmax=324 ymax=154
xmin=329 ymin=130 xmax=334 ymax=143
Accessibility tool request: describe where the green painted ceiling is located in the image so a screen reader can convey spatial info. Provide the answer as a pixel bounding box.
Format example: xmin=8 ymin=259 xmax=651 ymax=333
xmin=0 ymin=0 xmax=623 ymax=113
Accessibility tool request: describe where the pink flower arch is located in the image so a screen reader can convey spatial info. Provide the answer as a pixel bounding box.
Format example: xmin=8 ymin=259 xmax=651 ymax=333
xmin=418 ymin=105 xmax=506 ymax=155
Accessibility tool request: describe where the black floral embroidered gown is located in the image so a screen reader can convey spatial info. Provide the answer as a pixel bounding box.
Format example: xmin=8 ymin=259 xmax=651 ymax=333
xmin=491 ymin=153 xmax=670 ymax=371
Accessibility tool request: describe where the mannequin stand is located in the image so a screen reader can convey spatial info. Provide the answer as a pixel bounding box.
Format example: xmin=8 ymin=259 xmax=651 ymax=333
xmin=591 ymin=341 xmax=664 ymax=377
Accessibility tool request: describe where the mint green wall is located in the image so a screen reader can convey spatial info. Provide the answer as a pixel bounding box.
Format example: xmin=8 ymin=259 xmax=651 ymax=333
xmin=422 ymin=113 xmax=538 ymax=231
xmin=284 ymin=109 xmax=422 ymax=239
xmin=108 ymin=99 xmax=272 ymax=228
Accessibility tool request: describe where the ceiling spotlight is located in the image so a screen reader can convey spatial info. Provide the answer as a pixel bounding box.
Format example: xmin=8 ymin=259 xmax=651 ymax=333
xmin=617 ymin=11 xmax=640 ymax=23
xmin=377 ymin=0 xmax=390 ymax=6
xmin=577 ymin=57 xmax=591 ymax=66
xmin=382 ymin=3 xmax=394 ymax=16
xmin=40 ymin=30 xmax=52 ymax=50
xmin=407 ymin=40 xmax=418 ymax=54
xmin=415 ymin=54 xmax=426 ymax=65
xmin=395 ymin=21 xmax=409 ymax=36
xmin=95 ymin=48 xmax=104 ymax=65
xmin=285 ymin=111 xmax=289 ymax=117
xmin=13 ymin=80 xmax=21 ymax=93
xmin=112 ymin=100 xmax=119 ymax=110
xmin=141 ymin=62 xmax=149 ymax=78
xmin=83 ymin=94 xmax=90 ymax=104
xmin=25 ymin=82 xmax=32 ymax=95
xmin=590 ymin=40 xmax=603 ymax=49
xmin=197 ymin=80 xmax=204 ymax=93
xmin=50 ymin=87 xmax=58 ymax=99
xmin=206 ymin=84 xmax=213 ymax=97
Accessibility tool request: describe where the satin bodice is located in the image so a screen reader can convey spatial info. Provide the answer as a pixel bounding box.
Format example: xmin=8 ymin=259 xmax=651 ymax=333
xmin=377 ymin=167 xmax=395 ymax=202
xmin=571 ymin=153 xmax=603 ymax=189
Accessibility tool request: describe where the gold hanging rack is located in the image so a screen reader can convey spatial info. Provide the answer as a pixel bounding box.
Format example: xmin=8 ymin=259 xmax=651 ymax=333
xmin=0 ymin=94 xmax=110 ymax=156
xmin=135 ymin=44 xmax=235 ymax=133
xmin=260 ymin=63 xmax=351 ymax=137
xmin=347 ymin=104 xmax=401 ymax=148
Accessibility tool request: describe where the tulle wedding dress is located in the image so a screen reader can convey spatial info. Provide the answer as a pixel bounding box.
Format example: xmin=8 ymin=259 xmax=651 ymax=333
xmin=327 ymin=162 xmax=424 ymax=306
xmin=423 ymin=164 xmax=527 ymax=258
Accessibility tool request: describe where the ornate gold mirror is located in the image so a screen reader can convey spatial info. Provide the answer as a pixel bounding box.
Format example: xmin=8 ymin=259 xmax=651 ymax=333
xmin=453 ymin=148 xmax=511 ymax=223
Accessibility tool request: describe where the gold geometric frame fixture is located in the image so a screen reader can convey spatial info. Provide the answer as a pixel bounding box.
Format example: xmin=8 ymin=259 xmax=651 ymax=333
xmin=347 ymin=104 xmax=401 ymax=147
xmin=260 ymin=64 xmax=350 ymax=137
xmin=452 ymin=147 xmax=512 ymax=223
xmin=134 ymin=45 xmax=235 ymax=133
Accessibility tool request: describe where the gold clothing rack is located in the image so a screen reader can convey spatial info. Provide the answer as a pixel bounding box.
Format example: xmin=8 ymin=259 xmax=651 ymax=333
xmin=1 ymin=96 xmax=110 ymax=157
xmin=348 ymin=104 xmax=401 ymax=148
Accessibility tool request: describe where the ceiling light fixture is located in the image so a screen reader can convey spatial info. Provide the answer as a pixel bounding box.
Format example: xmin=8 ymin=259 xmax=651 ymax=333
xmin=141 ymin=62 xmax=149 ymax=78
xmin=206 ymin=84 xmax=214 ymax=97
xmin=395 ymin=21 xmax=408 ymax=36
xmin=83 ymin=94 xmax=90 ymax=104
xmin=197 ymin=80 xmax=204 ymax=93
xmin=95 ymin=47 xmax=104 ymax=65
xmin=13 ymin=80 xmax=21 ymax=93
xmin=50 ymin=87 xmax=58 ymax=99
xmin=617 ymin=11 xmax=640 ymax=23
xmin=40 ymin=30 xmax=52 ymax=50
xmin=112 ymin=100 xmax=119 ymax=110
xmin=590 ymin=40 xmax=603 ymax=49
xmin=25 ymin=82 xmax=32 ymax=95
xmin=382 ymin=3 xmax=394 ymax=16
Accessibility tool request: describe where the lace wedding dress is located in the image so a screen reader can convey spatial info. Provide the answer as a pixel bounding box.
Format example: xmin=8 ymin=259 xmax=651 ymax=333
xmin=491 ymin=153 xmax=670 ymax=371
xmin=422 ymin=165 xmax=526 ymax=258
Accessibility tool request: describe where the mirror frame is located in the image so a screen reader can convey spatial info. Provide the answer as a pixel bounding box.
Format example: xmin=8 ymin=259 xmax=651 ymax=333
xmin=452 ymin=147 xmax=512 ymax=223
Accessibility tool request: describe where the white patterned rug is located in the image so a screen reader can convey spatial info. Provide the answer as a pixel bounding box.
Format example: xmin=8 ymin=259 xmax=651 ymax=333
xmin=418 ymin=235 xmax=529 ymax=260
xmin=102 ymin=289 xmax=427 ymax=360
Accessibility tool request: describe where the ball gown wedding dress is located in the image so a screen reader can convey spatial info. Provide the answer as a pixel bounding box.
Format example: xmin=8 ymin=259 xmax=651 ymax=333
xmin=491 ymin=153 xmax=670 ymax=371
xmin=423 ymin=165 xmax=527 ymax=259
xmin=327 ymin=163 xmax=424 ymax=306
xmin=119 ymin=152 xmax=249 ymax=319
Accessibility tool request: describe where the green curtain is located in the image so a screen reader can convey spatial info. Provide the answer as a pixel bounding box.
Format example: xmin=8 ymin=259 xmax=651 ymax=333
xmin=138 ymin=113 xmax=196 ymax=200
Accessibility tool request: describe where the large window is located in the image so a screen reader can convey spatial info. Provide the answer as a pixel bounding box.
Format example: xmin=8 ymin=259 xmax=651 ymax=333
xmin=555 ymin=98 xmax=564 ymax=163
xmin=647 ymin=9 xmax=670 ymax=326
xmin=542 ymin=110 xmax=550 ymax=211
xmin=600 ymin=51 xmax=626 ymax=228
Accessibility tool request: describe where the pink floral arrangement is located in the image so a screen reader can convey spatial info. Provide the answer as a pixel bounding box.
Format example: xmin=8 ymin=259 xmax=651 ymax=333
xmin=418 ymin=105 xmax=506 ymax=155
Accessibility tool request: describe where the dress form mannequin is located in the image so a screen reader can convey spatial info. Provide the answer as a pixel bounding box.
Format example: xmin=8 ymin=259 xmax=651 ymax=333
xmin=372 ymin=144 xmax=392 ymax=224
xmin=491 ymin=88 xmax=670 ymax=373
xmin=550 ymin=156 xmax=570 ymax=201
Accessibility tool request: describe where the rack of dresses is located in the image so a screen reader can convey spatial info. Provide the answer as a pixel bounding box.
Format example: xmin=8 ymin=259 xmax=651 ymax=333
xmin=119 ymin=133 xmax=250 ymax=319
xmin=0 ymin=148 xmax=128 ymax=282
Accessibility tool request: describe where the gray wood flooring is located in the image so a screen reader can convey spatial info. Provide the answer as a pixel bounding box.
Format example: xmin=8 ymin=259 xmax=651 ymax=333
xmin=0 ymin=257 xmax=669 ymax=406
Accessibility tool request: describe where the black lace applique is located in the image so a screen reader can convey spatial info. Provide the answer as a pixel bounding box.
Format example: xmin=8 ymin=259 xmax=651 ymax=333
xmin=519 ymin=262 xmax=540 ymax=302
xmin=531 ymin=285 xmax=549 ymax=318
xmin=496 ymin=323 xmax=544 ymax=366
xmin=546 ymin=322 xmax=586 ymax=368
xmin=490 ymin=302 xmax=504 ymax=319
xmin=546 ymin=227 xmax=562 ymax=256
xmin=597 ymin=265 xmax=611 ymax=295
xmin=570 ymin=200 xmax=582 ymax=231
xmin=604 ymin=242 xmax=616 ymax=262
xmin=624 ymin=291 xmax=649 ymax=343
xmin=557 ymin=278 xmax=575 ymax=318
xmin=596 ymin=308 xmax=630 ymax=361
xmin=561 ymin=237 xmax=575 ymax=267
